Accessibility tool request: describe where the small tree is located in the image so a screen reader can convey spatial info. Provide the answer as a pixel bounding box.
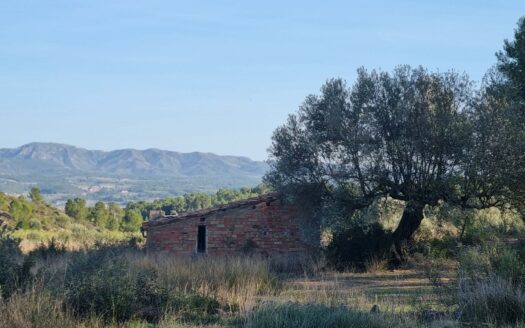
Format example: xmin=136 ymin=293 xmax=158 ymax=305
xmin=121 ymin=209 xmax=143 ymax=232
xmin=29 ymin=187 xmax=43 ymax=203
xmin=91 ymin=202 xmax=109 ymax=228
xmin=9 ymin=197 xmax=33 ymax=229
xmin=65 ymin=198 xmax=88 ymax=221
xmin=107 ymin=202 xmax=124 ymax=230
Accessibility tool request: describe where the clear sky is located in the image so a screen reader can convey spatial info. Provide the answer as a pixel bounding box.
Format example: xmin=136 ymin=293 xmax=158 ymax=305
xmin=1 ymin=1 xmax=524 ymax=160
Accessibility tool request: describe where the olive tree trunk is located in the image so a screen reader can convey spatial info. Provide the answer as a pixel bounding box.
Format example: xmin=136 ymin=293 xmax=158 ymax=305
xmin=390 ymin=200 xmax=425 ymax=266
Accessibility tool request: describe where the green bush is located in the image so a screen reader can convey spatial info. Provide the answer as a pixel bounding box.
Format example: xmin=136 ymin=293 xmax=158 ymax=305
xmin=53 ymin=213 xmax=70 ymax=228
xmin=459 ymin=244 xmax=525 ymax=285
xmin=245 ymin=302 xmax=408 ymax=328
xmin=325 ymin=223 xmax=391 ymax=271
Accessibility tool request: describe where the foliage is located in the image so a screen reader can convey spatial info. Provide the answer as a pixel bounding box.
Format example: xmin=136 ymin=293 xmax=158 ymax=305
xmin=460 ymin=277 xmax=525 ymax=326
xmin=325 ymin=223 xmax=392 ymax=271
xmin=29 ymin=186 xmax=43 ymax=202
xmin=9 ymin=197 xmax=33 ymax=229
xmin=127 ymin=184 xmax=270 ymax=220
xmin=90 ymin=202 xmax=109 ymax=228
xmin=107 ymin=202 xmax=124 ymax=230
xmin=264 ymin=66 xmax=484 ymax=258
xmin=458 ymin=244 xmax=525 ymax=325
xmin=65 ymin=198 xmax=88 ymax=221
xmin=0 ymin=192 xmax=7 ymax=211
xmin=490 ymin=16 xmax=525 ymax=213
xmin=29 ymin=244 xmax=278 ymax=324
xmin=0 ymin=235 xmax=34 ymax=298
xmin=497 ymin=16 xmax=525 ymax=101
xmin=62 ymin=245 xmax=165 ymax=322
xmin=459 ymin=244 xmax=525 ymax=286
xmin=122 ymin=209 xmax=144 ymax=232
xmin=265 ymin=33 xmax=525 ymax=263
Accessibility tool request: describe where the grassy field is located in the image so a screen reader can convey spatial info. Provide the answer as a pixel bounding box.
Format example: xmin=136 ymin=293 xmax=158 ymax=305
xmin=2 ymin=240 xmax=525 ymax=327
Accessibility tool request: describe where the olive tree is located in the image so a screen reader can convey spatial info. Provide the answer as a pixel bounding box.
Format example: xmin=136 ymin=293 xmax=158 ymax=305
xmin=265 ymin=65 xmax=523 ymax=263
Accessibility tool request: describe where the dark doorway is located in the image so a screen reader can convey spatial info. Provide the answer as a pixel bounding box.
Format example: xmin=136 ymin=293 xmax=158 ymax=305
xmin=197 ymin=225 xmax=206 ymax=253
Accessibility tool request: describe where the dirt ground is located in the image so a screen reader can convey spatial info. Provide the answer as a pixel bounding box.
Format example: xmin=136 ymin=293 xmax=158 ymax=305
xmin=278 ymin=265 xmax=458 ymax=315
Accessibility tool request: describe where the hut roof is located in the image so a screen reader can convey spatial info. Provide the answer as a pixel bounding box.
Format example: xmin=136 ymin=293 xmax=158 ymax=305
xmin=141 ymin=193 xmax=279 ymax=230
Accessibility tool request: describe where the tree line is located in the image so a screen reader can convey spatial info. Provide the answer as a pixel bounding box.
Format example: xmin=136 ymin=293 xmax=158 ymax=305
xmin=64 ymin=185 xmax=269 ymax=232
xmin=0 ymin=185 xmax=270 ymax=233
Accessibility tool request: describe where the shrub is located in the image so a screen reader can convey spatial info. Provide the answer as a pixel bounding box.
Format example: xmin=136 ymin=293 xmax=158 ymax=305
xmin=458 ymin=244 xmax=525 ymax=325
xmin=28 ymin=218 xmax=42 ymax=229
xmin=459 ymin=277 xmax=525 ymax=325
xmin=54 ymin=213 xmax=70 ymax=228
xmin=60 ymin=244 xmax=227 ymax=323
xmin=364 ymin=256 xmax=388 ymax=273
xmin=245 ymin=302 xmax=409 ymax=328
xmin=325 ymin=223 xmax=391 ymax=271
xmin=0 ymin=290 xmax=76 ymax=328
xmin=0 ymin=241 xmax=283 ymax=325
xmin=0 ymin=236 xmax=34 ymax=298
xmin=412 ymin=217 xmax=459 ymax=259
xmin=62 ymin=245 xmax=161 ymax=322
xmin=459 ymin=244 xmax=525 ymax=285
xmin=137 ymin=254 xmax=281 ymax=312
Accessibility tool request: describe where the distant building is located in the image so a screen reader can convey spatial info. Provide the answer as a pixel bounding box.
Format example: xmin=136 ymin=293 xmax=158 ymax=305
xmin=141 ymin=193 xmax=318 ymax=256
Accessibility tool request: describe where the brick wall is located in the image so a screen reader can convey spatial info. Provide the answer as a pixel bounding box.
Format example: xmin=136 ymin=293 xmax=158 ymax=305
xmin=145 ymin=200 xmax=312 ymax=256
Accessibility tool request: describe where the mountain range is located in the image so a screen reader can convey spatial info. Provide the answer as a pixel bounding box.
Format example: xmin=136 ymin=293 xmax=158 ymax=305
xmin=0 ymin=143 xmax=269 ymax=205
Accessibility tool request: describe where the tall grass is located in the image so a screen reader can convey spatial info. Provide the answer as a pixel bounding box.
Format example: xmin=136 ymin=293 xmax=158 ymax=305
xmin=0 ymin=290 xmax=76 ymax=328
xmin=458 ymin=244 xmax=525 ymax=325
xmin=244 ymin=302 xmax=411 ymax=328
xmin=131 ymin=254 xmax=281 ymax=313
xmin=459 ymin=277 xmax=525 ymax=325
xmin=0 ymin=242 xmax=282 ymax=325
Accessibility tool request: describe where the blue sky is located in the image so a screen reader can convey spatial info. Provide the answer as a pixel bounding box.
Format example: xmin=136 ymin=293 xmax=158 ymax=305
xmin=1 ymin=1 xmax=524 ymax=160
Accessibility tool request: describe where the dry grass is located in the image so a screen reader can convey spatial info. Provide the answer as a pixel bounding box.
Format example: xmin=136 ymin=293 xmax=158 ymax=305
xmin=280 ymin=268 xmax=455 ymax=314
xmin=0 ymin=247 xmax=466 ymax=327
xmin=13 ymin=228 xmax=138 ymax=253
xmin=129 ymin=254 xmax=281 ymax=313
xmin=0 ymin=290 xmax=76 ymax=328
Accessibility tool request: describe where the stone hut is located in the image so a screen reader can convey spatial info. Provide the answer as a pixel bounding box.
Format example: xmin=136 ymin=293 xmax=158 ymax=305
xmin=141 ymin=193 xmax=317 ymax=256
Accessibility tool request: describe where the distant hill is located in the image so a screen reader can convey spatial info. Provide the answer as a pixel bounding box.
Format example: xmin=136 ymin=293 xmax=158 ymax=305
xmin=0 ymin=143 xmax=269 ymax=205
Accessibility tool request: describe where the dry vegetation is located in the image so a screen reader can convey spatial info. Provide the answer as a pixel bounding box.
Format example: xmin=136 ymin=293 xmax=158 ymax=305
xmin=1 ymin=194 xmax=525 ymax=327
xmin=1 ymin=237 xmax=524 ymax=328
